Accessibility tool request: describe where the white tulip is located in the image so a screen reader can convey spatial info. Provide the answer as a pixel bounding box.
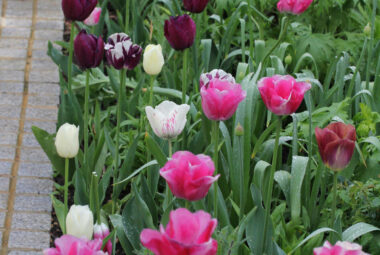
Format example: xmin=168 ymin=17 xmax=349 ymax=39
xmin=143 ymin=44 xmax=164 ymax=75
xmin=66 ymin=205 xmax=94 ymax=240
xmin=145 ymin=100 xmax=190 ymax=139
xmin=55 ymin=123 xmax=79 ymax=158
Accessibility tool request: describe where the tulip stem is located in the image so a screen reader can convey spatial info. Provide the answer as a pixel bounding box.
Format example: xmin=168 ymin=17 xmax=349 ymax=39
xmin=149 ymin=75 xmax=155 ymax=106
xmin=63 ymin=157 xmax=69 ymax=234
xmin=67 ymin=22 xmax=75 ymax=92
xmin=332 ymin=172 xmax=338 ymax=226
xmin=168 ymin=140 xmax=173 ymax=158
xmin=262 ymin=117 xmax=282 ymax=252
xmin=124 ymin=0 xmax=129 ymax=33
xmin=212 ymin=121 xmax=219 ymax=219
xmin=84 ymin=69 xmax=90 ymax=176
xmin=182 ymin=49 xmax=189 ymax=104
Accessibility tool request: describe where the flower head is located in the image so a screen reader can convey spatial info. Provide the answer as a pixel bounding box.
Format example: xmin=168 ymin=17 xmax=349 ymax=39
xmin=55 ymin=123 xmax=79 ymax=158
xmin=94 ymin=223 xmax=112 ymax=255
xmin=43 ymin=235 xmax=105 ymax=255
xmin=183 ymin=0 xmax=209 ymax=13
xmin=140 ymin=208 xmax=218 ymax=255
xmin=61 ymin=0 xmax=98 ymax=21
xmin=143 ymin=44 xmax=165 ymax=75
xmin=84 ymin=7 xmax=102 ymax=26
xmin=66 ymin=205 xmax=94 ymax=240
xmin=200 ymin=69 xmax=235 ymax=89
xmin=277 ymin=0 xmax=313 ymax=15
xmin=74 ymin=30 xmax=104 ymax=69
xmin=164 ymin=15 xmax=196 ymax=51
xmin=314 ymin=241 xmax=368 ymax=255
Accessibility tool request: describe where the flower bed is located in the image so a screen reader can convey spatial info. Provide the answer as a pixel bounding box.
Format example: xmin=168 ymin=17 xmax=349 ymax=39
xmin=34 ymin=0 xmax=380 ymax=254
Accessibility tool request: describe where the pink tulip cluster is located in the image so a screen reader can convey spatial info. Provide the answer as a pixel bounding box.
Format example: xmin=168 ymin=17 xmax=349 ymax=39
xmin=141 ymin=208 xmax=218 ymax=255
xmin=314 ymin=241 xmax=369 ymax=255
xmin=44 ymin=235 xmax=106 ymax=255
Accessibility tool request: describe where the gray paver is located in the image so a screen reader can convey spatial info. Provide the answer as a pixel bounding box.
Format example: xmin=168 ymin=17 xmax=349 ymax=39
xmin=16 ymin=178 xmax=53 ymax=194
xmin=19 ymin=148 xmax=50 ymax=162
xmin=28 ymin=82 xmax=60 ymax=95
xmin=0 ymin=147 xmax=15 ymax=160
xmin=23 ymin=120 xmax=56 ymax=134
xmin=18 ymin=162 xmax=52 ymax=178
xmin=0 ymin=105 xmax=21 ymax=118
xmin=8 ymin=231 xmax=50 ymax=249
xmin=0 ymin=82 xmax=24 ymax=93
xmin=0 ymin=133 xmax=17 ymax=146
xmin=0 ymin=93 xmax=22 ymax=106
xmin=14 ymin=195 xmax=51 ymax=212
xmin=0 ymin=161 xmax=12 ymax=175
xmin=11 ymin=212 xmax=51 ymax=230
xmin=0 ymin=119 xmax=19 ymax=132
xmin=0 ymin=194 xmax=8 ymax=210
xmin=25 ymin=107 xmax=58 ymax=121
xmin=0 ymin=177 xmax=10 ymax=191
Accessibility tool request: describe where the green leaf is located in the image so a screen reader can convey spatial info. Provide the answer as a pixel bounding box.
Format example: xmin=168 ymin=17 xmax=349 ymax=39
xmin=145 ymin=135 xmax=168 ymax=167
xmin=342 ymin=222 xmax=380 ymax=242
xmin=51 ymin=195 xmax=66 ymax=233
xmin=290 ymin=156 xmax=309 ymax=221
xmin=290 ymin=227 xmax=337 ymax=254
xmin=109 ymin=214 xmax=134 ymax=255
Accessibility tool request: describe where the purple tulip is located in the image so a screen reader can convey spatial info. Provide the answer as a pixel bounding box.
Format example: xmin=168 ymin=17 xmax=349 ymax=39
xmin=104 ymin=33 xmax=142 ymax=70
xmin=164 ymin=15 xmax=196 ymax=51
xmin=61 ymin=0 xmax=98 ymax=21
xmin=183 ymin=0 xmax=209 ymax=13
xmin=74 ymin=30 xmax=104 ymax=69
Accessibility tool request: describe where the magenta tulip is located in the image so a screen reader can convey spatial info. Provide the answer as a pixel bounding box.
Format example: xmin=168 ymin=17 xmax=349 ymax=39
xmin=61 ymin=0 xmax=98 ymax=21
xmin=164 ymin=15 xmax=196 ymax=51
xmin=104 ymin=33 xmax=142 ymax=70
xmin=140 ymin=208 xmax=218 ymax=255
xmin=315 ymin=122 xmax=356 ymax=171
xmin=160 ymin=151 xmax=219 ymax=201
xmin=199 ymin=69 xmax=235 ymax=89
xmin=84 ymin=7 xmax=101 ymax=26
xmin=258 ymin=75 xmax=311 ymax=115
xmin=201 ymin=78 xmax=246 ymax=121
xmin=93 ymin=223 xmax=112 ymax=255
xmin=277 ymin=0 xmax=313 ymax=15
xmin=314 ymin=241 xmax=369 ymax=255
xmin=43 ymin=235 xmax=106 ymax=255
xmin=74 ymin=30 xmax=104 ymax=69
xmin=183 ymin=0 xmax=209 ymax=13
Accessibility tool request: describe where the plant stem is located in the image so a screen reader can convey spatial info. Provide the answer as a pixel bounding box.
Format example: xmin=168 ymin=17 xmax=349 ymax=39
xmin=165 ymin=140 xmax=173 ymax=210
xmin=332 ymin=172 xmax=338 ymax=227
xmin=212 ymin=121 xmax=219 ymax=219
xmin=262 ymin=117 xmax=282 ymax=251
xmin=185 ymin=200 xmax=190 ymax=210
xmin=93 ymin=173 xmax=101 ymax=224
xmin=84 ymin=69 xmax=90 ymax=176
xmin=125 ymin=0 xmax=130 ymax=33
xmin=182 ymin=49 xmax=188 ymax=104
xmin=112 ymin=69 xmax=126 ymax=214
xmin=149 ymin=75 xmax=155 ymax=106
xmin=168 ymin=139 xmax=173 ymax=158
xmin=67 ymin=22 xmax=75 ymax=91
xmin=63 ymin=158 xmax=69 ymax=234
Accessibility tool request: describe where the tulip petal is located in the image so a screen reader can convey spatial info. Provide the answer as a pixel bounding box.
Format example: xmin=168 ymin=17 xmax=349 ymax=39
xmin=140 ymin=229 xmax=176 ymax=255
xmin=323 ymin=139 xmax=356 ymax=170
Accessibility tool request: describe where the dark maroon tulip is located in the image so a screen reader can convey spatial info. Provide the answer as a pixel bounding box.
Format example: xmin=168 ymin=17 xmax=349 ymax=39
xmin=61 ymin=0 xmax=98 ymax=21
xmin=104 ymin=33 xmax=142 ymax=70
xmin=164 ymin=15 xmax=196 ymax=51
xmin=183 ymin=0 xmax=209 ymax=13
xmin=74 ymin=30 xmax=104 ymax=69
xmin=315 ymin=122 xmax=356 ymax=171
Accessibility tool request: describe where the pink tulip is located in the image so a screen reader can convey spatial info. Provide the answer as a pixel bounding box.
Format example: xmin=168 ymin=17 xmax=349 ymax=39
xmin=201 ymin=78 xmax=246 ymax=121
xmin=43 ymin=235 xmax=106 ymax=255
xmin=199 ymin=69 xmax=235 ymax=89
xmin=140 ymin=208 xmax=218 ymax=255
xmin=258 ymin=75 xmax=311 ymax=115
xmin=314 ymin=241 xmax=369 ymax=255
xmin=160 ymin=151 xmax=219 ymax=201
xmin=94 ymin=223 xmax=112 ymax=255
xmin=277 ymin=0 xmax=313 ymax=15
xmin=84 ymin=7 xmax=101 ymax=26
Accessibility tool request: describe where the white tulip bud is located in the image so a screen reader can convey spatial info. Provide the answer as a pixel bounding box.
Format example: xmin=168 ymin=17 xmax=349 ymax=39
xmin=143 ymin=44 xmax=164 ymax=75
xmin=66 ymin=205 xmax=94 ymax=240
xmin=145 ymin=100 xmax=190 ymax=139
xmin=55 ymin=123 xmax=79 ymax=158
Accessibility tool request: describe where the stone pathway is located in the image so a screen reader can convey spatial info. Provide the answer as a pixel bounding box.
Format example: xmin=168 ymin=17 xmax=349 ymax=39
xmin=0 ymin=0 xmax=63 ymax=253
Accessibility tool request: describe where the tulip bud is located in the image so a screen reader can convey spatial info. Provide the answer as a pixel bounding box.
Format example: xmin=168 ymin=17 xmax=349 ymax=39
xmin=61 ymin=0 xmax=98 ymax=21
xmin=164 ymin=15 xmax=196 ymax=51
xmin=364 ymin=23 xmax=371 ymax=37
xmin=66 ymin=205 xmax=94 ymax=240
xmin=143 ymin=44 xmax=164 ymax=75
xmin=55 ymin=123 xmax=79 ymax=158
xmin=285 ymin=55 xmax=292 ymax=65
xmin=84 ymin=7 xmax=101 ymax=26
xmin=183 ymin=0 xmax=209 ymax=13
xmin=235 ymin=123 xmax=244 ymax=136
xmin=94 ymin=223 xmax=112 ymax=255
xmin=74 ymin=30 xmax=104 ymax=69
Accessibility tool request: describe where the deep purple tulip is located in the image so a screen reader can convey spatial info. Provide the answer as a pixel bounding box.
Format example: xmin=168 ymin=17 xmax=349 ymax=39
xmin=61 ymin=0 xmax=98 ymax=21
xmin=164 ymin=15 xmax=196 ymax=51
xmin=104 ymin=33 xmax=142 ymax=70
xmin=74 ymin=30 xmax=104 ymax=69
xmin=183 ymin=0 xmax=209 ymax=13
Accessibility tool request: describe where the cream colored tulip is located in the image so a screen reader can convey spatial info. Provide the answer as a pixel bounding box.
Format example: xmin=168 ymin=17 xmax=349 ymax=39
xmin=55 ymin=123 xmax=79 ymax=158
xmin=66 ymin=205 xmax=94 ymax=240
xmin=143 ymin=44 xmax=164 ymax=75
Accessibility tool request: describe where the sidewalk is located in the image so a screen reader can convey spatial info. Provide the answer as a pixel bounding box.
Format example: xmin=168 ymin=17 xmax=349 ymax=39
xmin=0 ymin=0 xmax=63 ymax=253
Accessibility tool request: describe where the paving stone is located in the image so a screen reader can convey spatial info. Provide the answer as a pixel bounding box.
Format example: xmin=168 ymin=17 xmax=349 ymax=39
xmin=7 ymin=1 xmax=33 ymax=9
xmin=1 ymin=18 xmax=32 ymax=28
xmin=37 ymin=9 xmax=64 ymax=20
xmin=0 ymin=146 xmax=15 ymax=160
xmin=1 ymin=27 xmax=30 ymax=38
xmin=0 ymin=231 xmax=2 ymax=245
xmin=0 ymin=105 xmax=21 ymax=118
xmin=0 ymin=39 xmax=28 ymax=49
xmin=16 ymin=178 xmax=52 ymax=194
xmin=31 ymin=49 xmax=49 ymax=59
xmin=0 ymin=93 xmax=22 ymax=106
xmin=28 ymin=94 xmax=58 ymax=107
xmin=32 ymin=39 xmax=49 ymax=50
xmin=0 ymin=70 xmax=24 ymax=82
xmin=29 ymin=70 xmax=59 ymax=83
xmin=18 ymin=162 xmax=52 ymax=178
xmin=34 ymin=30 xmax=62 ymax=41
xmin=0 ymin=119 xmax=19 ymax=132
xmin=19 ymin=148 xmax=49 ymax=162
xmin=6 ymin=8 xmax=33 ymax=19
xmin=11 ymin=212 xmax=50 ymax=231
xmin=0 ymin=211 xmax=5 ymax=228
xmin=25 ymin=107 xmax=57 ymax=121
xmin=0 ymin=48 xmax=27 ymax=59
xmin=28 ymin=82 xmax=60 ymax=95
xmin=0 ymin=82 xmax=24 ymax=93
xmin=0 ymin=177 xmax=10 ymax=191
xmin=8 ymin=230 xmax=50 ymax=249
xmin=0 ymin=161 xmax=12 ymax=175
xmin=0 ymin=194 xmax=8 ymax=210
xmin=14 ymin=195 xmax=51 ymax=212
xmin=21 ymin=133 xmax=39 ymax=147
xmin=23 ymin=120 xmax=56 ymax=134
xmin=8 ymin=251 xmax=42 ymax=255
xmin=35 ymin=20 xmax=63 ymax=30
xmin=0 ymin=133 xmax=17 ymax=146
xmin=31 ymin=59 xmax=57 ymax=70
